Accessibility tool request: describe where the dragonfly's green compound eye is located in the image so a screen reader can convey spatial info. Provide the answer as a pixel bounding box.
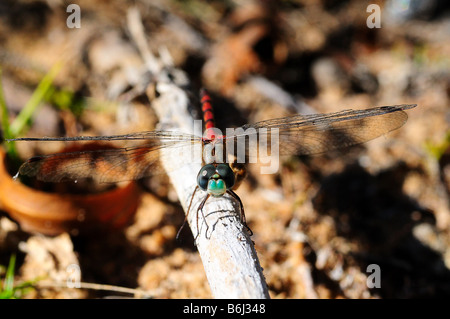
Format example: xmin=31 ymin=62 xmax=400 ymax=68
xmin=207 ymin=178 xmax=226 ymax=197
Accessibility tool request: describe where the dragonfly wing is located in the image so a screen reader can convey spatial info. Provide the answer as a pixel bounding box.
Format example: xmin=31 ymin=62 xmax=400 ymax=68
xmin=225 ymin=104 xmax=415 ymax=160
xmin=9 ymin=130 xmax=200 ymax=143
xmin=17 ymin=132 xmax=203 ymax=183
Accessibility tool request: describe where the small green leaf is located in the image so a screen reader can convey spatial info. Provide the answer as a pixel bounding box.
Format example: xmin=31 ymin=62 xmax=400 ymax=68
xmin=425 ymin=131 xmax=450 ymax=160
xmin=9 ymin=62 xmax=62 ymax=137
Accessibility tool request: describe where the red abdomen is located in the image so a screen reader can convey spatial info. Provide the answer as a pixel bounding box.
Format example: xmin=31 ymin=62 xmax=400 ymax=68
xmin=200 ymin=88 xmax=217 ymax=140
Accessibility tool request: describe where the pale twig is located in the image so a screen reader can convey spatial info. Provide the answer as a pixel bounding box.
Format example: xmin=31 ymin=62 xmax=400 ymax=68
xmin=36 ymin=280 xmax=156 ymax=298
xmin=127 ymin=7 xmax=269 ymax=299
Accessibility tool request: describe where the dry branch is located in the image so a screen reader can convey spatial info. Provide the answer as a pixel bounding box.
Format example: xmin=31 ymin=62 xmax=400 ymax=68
xmin=127 ymin=8 xmax=269 ymax=299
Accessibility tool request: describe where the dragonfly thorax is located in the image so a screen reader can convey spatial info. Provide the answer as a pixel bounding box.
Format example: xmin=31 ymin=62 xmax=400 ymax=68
xmin=197 ymin=163 xmax=235 ymax=197
xmin=202 ymin=131 xmax=227 ymax=165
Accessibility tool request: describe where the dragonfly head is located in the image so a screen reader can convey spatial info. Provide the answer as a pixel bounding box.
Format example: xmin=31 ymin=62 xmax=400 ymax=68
xmin=197 ymin=163 xmax=235 ymax=197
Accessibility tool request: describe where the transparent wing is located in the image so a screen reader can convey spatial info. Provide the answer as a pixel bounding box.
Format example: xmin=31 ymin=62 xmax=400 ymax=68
xmin=12 ymin=104 xmax=416 ymax=182
xmin=223 ymin=104 xmax=416 ymax=161
xmin=13 ymin=131 xmax=203 ymax=183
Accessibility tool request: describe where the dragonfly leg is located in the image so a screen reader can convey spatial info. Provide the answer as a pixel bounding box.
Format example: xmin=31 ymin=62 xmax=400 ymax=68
xmin=176 ymin=185 xmax=199 ymax=240
xmin=227 ymin=190 xmax=253 ymax=236
xmin=195 ymin=194 xmax=211 ymax=241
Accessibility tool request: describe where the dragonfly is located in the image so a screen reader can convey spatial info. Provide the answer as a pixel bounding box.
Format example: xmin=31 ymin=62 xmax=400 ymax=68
xmin=9 ymin=89 xmax=416 ymax=236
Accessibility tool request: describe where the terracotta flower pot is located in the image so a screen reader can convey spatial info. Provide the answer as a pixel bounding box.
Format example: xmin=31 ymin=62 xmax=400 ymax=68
xmin=0 ymin=145 xmax=141 ymax=236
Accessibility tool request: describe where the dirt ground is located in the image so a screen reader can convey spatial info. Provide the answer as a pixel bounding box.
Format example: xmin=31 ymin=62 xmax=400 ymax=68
xmin=0 ymin=0 xmax=449 ymax=299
